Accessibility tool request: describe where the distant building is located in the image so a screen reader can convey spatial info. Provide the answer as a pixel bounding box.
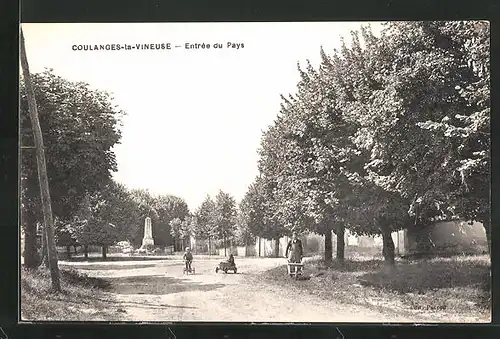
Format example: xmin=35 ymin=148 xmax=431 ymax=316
xmin=248 ymin=220 xmax=487 ymax=258
xmin=403 ymin=220 xmax=487 ymax=256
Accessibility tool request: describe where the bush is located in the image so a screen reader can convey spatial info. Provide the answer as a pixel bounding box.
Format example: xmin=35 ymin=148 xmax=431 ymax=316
xmin=21 ymin=267 xmax=119 ymax=321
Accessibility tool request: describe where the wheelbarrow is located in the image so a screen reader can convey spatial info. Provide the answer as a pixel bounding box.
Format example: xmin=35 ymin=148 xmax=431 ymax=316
xmin=287 ymin=262 xmax=304 ymax=280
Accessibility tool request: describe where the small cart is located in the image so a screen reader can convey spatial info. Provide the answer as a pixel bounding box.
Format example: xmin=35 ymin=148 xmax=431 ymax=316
xmin=215 ymin=261 xmax=237 ymax=274
xmin=287 ymin=262 xmax=304 ymax=280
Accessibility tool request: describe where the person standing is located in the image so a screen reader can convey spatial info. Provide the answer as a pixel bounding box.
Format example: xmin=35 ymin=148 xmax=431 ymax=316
xmin=183 ymin=247 xmax=193 ymax=272
xmin=285 ymin=233 xmax=303 ymax=263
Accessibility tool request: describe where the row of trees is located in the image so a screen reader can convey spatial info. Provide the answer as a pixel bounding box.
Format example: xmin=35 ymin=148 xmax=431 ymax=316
xmin=20 ymin=69 xmax=123 ymax=267
xmin=60 ymin=185 xmax=190 ymax=259
xmin=19 ymin=69 xmax=253 ymax=265
xmin=20 ymin=69 xmax=192 ymax=267
xmin=240 ymin=21 xmax=490 ymax=266
xmin=17 ymin=67 xmax=244 ymax=262
xmin=170 ymin=190 xmax=241 ymax=255
xmin=21 ymin=21 xmax=490 ymax=269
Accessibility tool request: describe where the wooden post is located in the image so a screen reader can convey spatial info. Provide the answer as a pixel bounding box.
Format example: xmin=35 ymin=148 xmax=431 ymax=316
xmin=20 ymin=27 xmax=61 ymax=292
xmin=223 ymin=235 xmax=227 ymax=257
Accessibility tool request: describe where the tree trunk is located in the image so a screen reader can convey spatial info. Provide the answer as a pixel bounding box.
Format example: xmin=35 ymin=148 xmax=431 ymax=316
xmin=41 ymin=224 xmax=49 ymax=268
xmin=414 ymin=222 xmax=432 ymax=255
xmin=258 ymin=237 xmax=261 ymax=257
xmin=224 ymin=236 xmax=227 ymax=256
xmin=208 ymin=237 xmax=212 ymax=255
xmin=23 ymin=215 xmax=39 ymax=269
xmin=20 ymin=28 xmax=61 ymax=292
xmin=273 ymin=238 xmax=280 ymax=258
xmin=336 ymin=225 xmax=345 ymax=262
xmin=102 ymin=245 xmax=107 ymax=259
xmin=66 ymin=245 xmax=71 ymax=259
xmin=84 ymin=245 xmax=89 ymax=259
xmin=324 ymin=229 xmax=333 ymax=262
xmin=73 ymin=245 xmax=77 ymax=255
xmin=381 ymin=226 xmax=395 ymax=267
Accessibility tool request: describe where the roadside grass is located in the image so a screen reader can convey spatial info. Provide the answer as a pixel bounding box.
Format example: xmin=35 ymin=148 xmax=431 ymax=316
xmin=21 ymin=267 xmax=126 ymax=321
xmin=259 ymin=254 xmax=491 ymax=322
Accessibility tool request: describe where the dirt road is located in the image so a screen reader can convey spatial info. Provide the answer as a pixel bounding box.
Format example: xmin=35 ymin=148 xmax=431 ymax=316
xmin=62 ymin=257 xmax=428 ymax=322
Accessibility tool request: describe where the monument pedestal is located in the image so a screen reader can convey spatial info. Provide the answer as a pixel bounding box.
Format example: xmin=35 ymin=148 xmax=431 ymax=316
xmin=141 ymin=217 xmax=154 ymax=248
xmin=142 ymin=236 xmax=154 ymax=246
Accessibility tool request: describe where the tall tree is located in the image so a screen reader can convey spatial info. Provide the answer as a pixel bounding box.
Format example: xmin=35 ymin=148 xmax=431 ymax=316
xmin=214 ymin=190 xmax=237 ymax=256
xmin=195 ymin=195 xmax=217 ymax=254
xmin=152 ymin=194 xmax=190 ymax=247
xmin=20 ymin=69 xmax=123 ymax=267
xmin=72 ymin=181 xmax=138 ymax=258
xmin=169 ymin=217 xmax=192 ymax=250
xmin=414 ymin=21 xmax=491 ymax=252
xmin=240 ymin=176 xmax=287 ymax=257
xmin=234 ymin=205 xmax=255 ymax=247
xmin=257 ymin=51 xmax=368 ymax=261
xmin=330 ymin=21 xmax=490 ymax=256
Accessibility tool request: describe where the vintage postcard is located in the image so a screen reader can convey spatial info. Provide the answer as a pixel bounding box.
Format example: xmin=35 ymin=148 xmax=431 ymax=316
xmin=19 ymin=21 xmax=491 ymax=323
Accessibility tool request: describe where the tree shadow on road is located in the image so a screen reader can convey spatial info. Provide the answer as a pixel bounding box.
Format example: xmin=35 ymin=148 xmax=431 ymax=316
xmin=103 ymin=275 xmax=226 ymax=295
xmin=51 ymin=293 xmax=199 ymax=311
xmin=92 ymin=297 xmax=198 ymax=310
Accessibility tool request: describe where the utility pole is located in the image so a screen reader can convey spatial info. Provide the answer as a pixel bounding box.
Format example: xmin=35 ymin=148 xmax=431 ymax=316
xmin=20 ymin=27 xmax=61 ymax=292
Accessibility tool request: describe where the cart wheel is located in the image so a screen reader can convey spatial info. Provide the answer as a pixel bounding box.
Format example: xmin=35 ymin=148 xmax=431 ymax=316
xmin=224 ymin=269 xmax=228 ymax=274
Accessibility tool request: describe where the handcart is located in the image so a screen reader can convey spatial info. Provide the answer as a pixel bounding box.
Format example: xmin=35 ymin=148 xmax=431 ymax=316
xmin=287 ymin=262 xmax=304 ymax=280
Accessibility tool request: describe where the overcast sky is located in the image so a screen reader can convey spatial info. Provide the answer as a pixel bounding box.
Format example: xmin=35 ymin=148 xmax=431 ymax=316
xmin=21 ymin=22 xmax=383 ymax=211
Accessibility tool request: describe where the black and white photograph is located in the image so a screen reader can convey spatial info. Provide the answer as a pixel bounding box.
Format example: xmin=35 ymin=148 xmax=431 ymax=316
xmin=19 ymin=21 xmax=491 ymax=323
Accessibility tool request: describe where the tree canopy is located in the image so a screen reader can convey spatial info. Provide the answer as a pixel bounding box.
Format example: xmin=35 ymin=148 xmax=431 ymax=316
xmin=249 ymin=20 xmax=490 ymax=263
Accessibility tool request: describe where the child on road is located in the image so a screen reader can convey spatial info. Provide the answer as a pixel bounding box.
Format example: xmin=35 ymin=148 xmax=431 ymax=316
xmin=183 ymin=247 xmax=193 ymax=272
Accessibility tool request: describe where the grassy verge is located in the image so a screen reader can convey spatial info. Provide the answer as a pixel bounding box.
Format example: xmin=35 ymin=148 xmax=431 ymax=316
xmin=21 ymin=267 xmax=126 ymax=321
xmin=258 ymin=254 xmax=491 ymax=322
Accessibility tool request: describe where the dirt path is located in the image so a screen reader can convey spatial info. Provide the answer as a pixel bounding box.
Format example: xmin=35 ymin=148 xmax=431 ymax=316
xmin=62 ymin=257 xmax=429 ymax=322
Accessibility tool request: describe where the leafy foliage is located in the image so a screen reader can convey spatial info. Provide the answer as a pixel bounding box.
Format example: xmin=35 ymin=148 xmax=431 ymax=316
xmin=193 ymin=195 xmax=217 ymax=240
xmin=20 ymin=69 xmax=124 ymax=225
xmin=213 ymin=190 xmax=238 ymax=241
xmin=251 ymin=20 xmax=490 ymax=260
xmin=169 ymin=217 xmax=192 ymax=240
xmin=71 ymin=181 xmax=138 ymax=247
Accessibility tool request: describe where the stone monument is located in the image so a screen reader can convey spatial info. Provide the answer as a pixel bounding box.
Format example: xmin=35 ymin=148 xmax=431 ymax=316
xmin=141 ymin=217 xmax=154 ymax=247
